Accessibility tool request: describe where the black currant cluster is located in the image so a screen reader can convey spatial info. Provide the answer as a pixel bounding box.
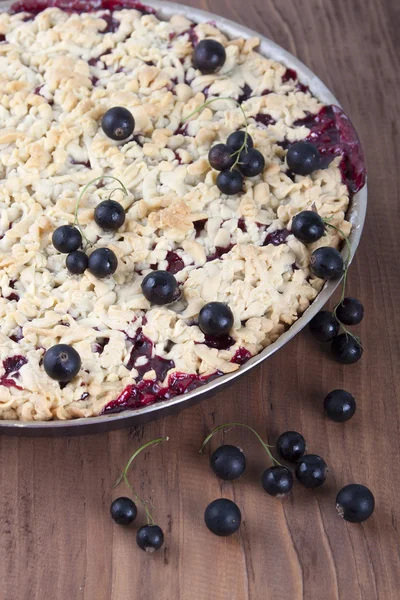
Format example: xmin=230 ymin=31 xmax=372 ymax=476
xmin=209 ymin=131 xmax=265 ymax=196
xmin=201 ymin=420 xmax=374 ymax=535
xmin=110 ymin=437 xmax=168 ymax=554
xmin=289 ymin=207 xmax=364 ymax=364
xmin=52 ymin=195 xmax=125 ymax=279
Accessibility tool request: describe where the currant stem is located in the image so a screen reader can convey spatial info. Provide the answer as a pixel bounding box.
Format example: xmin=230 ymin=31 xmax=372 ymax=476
xmin=199 ymin=422 xmax=281 ymax=466
xmin=74 ymin=175 xmax=128 ymax=247
xmin=114 ymin=436 xmax=169 ymax=525
xmin=182 ymin=97 xmax=250 ymax=170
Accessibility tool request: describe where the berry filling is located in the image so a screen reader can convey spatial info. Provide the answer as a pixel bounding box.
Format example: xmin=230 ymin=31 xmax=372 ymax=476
xmin=125 ymin=328 xmax=175 ymax=381
xmin=103 ymin=370 xmax=221 ymax=414
xmin=231 ymin=347 xmax=252 ymax=365
xmin=10 ymin=0 xmax=155 ymax=15
xmin=165 ymin=251 xmax=185 ymax=274
xmin=203 ymin=334 xmax=235 ymax=350
xmin=1 ymin=355 xmax=28 ymax=389
xmin=263 ymin=228 xmax=290 ymax=246
xmin=9 ymin=327 xmax=24 ymax=343
xmin=294 ymin=105 xmax=366 ymax=194
xmin=238 ymin=84 xmax=253 ymax=103
xmin=254 ymin=113 xmax=276 ymax=127
xmin=207 ymin=244 xmax=234 ymax=262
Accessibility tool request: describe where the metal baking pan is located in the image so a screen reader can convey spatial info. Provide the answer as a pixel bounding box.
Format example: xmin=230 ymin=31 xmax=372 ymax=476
xmin=0 ymin=0 xmax=367 ymax=436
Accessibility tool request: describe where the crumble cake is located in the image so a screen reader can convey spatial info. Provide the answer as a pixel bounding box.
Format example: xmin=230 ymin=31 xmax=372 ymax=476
xmin=0 ymin=0 xmax=366 ymax=420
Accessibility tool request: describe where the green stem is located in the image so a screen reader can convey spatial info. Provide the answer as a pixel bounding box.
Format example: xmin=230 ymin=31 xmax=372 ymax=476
xmin=74 ymin=175 xmax=128 ymax=247
xmin=114 ymin=436 xmax=169 ymax=525
xmin=182 ymin=97 xmax=250 ymax=170
xmin=199 ymin=422 xmax=280 ymax=466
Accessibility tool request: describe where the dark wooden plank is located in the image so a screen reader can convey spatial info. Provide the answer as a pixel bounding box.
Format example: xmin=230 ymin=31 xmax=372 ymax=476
xmin=0 ymin=0 xmax=399 ymax=598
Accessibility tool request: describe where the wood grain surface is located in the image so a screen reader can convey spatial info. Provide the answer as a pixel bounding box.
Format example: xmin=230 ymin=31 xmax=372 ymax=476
xmin=1 ymin=0 xmax=399 ymax=598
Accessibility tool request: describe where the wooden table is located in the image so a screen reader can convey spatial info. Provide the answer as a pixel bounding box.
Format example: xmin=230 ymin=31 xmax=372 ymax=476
xmin=1 ymin=0 xmax=399 ymax=598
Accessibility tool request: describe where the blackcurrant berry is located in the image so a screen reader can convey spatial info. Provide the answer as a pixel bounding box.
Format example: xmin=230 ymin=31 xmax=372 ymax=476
xmin=88 ymin=248 xmax=118 ymax=278
xmin=208 ymin=144 xmax=235 ymax=171
xmin=52 ymin=225 xmax=82 ymax=254
xmin=101 ymin=106 xmax=135 ymax=141
xmin=226 ymin=130 xmax=254 ymax=153
xmin=136 ymin=525 xmax=164 ymax=552
xmin=309 ymin=311 xmax=340 ymax=342
xmin=295 ymin=454 xmax=328 ymax=488
xmin=198 ymin=302 xmax=234 ymax=337
xmin=262 ymin=466 xmax=293 ymax=497
xmin=336 ymin=484 xmax=375 ymax=523
xmin=193 ymin=39 xmax=226 ymax=74
xmin=287 ymin=141 xmax=320 ymax=175
xmin=336 ymin=297 xmax=364 ymax=325
xmin=94 ymin=200 xmax=126 ymax=232
xmin=204 ymin=499 xmax=241 ymax=536
xmin=331 ymin=334 xmax=363 ymax=364
xmin=324 ymin=389 xmax=356 ymax=422
xmin=210 ymin=445 xmax=246 ymax=480
xmin=216 ymin=170 xmax=243 ymax=195
xmin=336 ymin=483 xmax=375 ymax=523
xmin=66 ymin=250 xmax=88 ymax=275
xmin=110 ymin=497 xmax=137 ymax=525
xmin=43 ymin=344 xmax=81 ymax=382
xmin=238 ymin=148 xmax=265 ymax=177
xmin=141 ymin=270 xmax=179 ymax=305
xmin=276 ymin=431 xmax=306 ymax=462
xmin=310 ymin=247 xmax=344 ymax=279
xmin=291 ymin=210 xmax=325 ymax=243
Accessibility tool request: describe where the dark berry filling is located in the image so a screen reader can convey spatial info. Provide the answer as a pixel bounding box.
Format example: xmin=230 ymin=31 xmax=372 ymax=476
xmin=99 ymin=11 xmax=120 ymax=32
xmin=9 ymin=327 xmax=24 ymax=343
xmin=70 ymin=158 xmax=91 ymax=168
xmin=282 ymin=68 xmax=297 ymax=83
xmin=1 ymin=355 xmax=28 ymax=389
xmin=237 ymin=217 xmax=247 ymax=232
xmin=207 ymin=244 xmax=234 ymax=262
xmin=165 ymin=251 xmax=185 ymax=274
xmin=254 ymin=113 xmax=276 ymax=127
xmin=263 ymin=228 xmax=290 ymax=246
xmin=92 ymin=337 xmax=109 ymax=354
xmin=103 ymin=370 xmax=221 ymax=414
xmin=126 ymin=328 xmax=175 ymax=382
xmin=238 ymin=84 xmax=253 ymax=104
xmin=10 ymin=0 xmax=155 ymax=15
xmin=0 ymin=34 xmax=7 ymax=43
xmin=231 ymin=347 xmax=252 ymax=365
xmin=294 ymin=105 xmax=366 ymax=194
xmin=296 ymin=82 xmax=310 ymax=93
xmin=194 ymin=219 xmax=207 ymax=237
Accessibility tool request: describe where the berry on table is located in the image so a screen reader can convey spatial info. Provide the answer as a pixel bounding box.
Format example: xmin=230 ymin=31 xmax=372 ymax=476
xmin=136 ymin=525 xmax=164 ymax=552
xmin=310 ymin=247 xmax=344 ymax=280
xmin=226 ymin=131 xmax=254 ymax=152
xmin=309 ymin=311 xmax=340 ymax=342
xmin=336 ymin=297 xmax=364 ymax=325
xmin=101 ymin=107 xmax=135 ymax=141
xmin=110 ymin=497 xmax=137 ymax=525
xmin=276 ymin=431 xmax=306 ymax=462
xmin=94 ymin=199 xmax=126 ymax=232
xmin=198 ymin=302 xmax=234 ymax=337
xmin=216 ymin=169 xmax=243 ymax=195
xmin=88 ymin=247 xmax=118 ymax=278
xmin=291 ymin=210 xmax=325 ymax=243
xmin=141 ymin=270 xmax=179 ymax=305
xmin=331 ymin=334 xmax=363 ymax=364
xmin=295 ymin=454 xmax=328 ymax=488
xmin=210 ymin=445 xmax=246 ymax=480
xmin=208 ymin=144 xmax=236 ymax=171
xmin=52 ymin=225 xmax=82 ymax=254
xmin=66 ymin=250 xmax=88 ymax=275
xmin=193 ymin=39 xmax=226 ymax=74
xmin=43 ymin=344 xmax=81 ymax=382
xmin=204 ymin=498 xmax=241 ymax=536
xmin=238 ymin=148 xmax=265 ymax=177
xmin=336 ymin=484 xmax=375 ymax=523
xmin=324 ymin=389 xmax=356 ymax=422
xmin=286 ymin=141 xmax=320 ymax=175
xmin=262 ymin=466 xmax=293 ymax=497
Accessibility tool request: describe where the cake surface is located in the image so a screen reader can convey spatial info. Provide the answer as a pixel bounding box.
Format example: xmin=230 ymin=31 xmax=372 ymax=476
xmin=0 ymin=1 xmax=365 ymax=420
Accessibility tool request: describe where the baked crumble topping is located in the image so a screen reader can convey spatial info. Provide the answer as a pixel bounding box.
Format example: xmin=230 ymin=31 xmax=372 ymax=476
xmin=0 ymin=1 xmax=365 ymax=420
